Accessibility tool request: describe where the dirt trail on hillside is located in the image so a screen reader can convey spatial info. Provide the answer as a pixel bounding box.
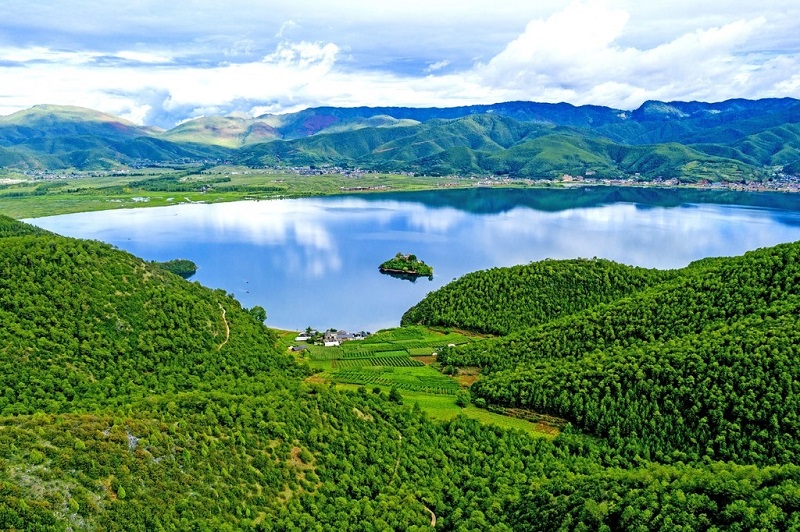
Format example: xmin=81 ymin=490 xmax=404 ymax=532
xmin=218 ymin=304 xmax=230 ymax=349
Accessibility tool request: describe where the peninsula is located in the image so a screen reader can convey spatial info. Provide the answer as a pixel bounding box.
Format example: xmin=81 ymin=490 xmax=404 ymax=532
xmin=154 ymin=258 xmax=198 ymax=278
xmin=379 ymin=252 xmax=433 ymax=277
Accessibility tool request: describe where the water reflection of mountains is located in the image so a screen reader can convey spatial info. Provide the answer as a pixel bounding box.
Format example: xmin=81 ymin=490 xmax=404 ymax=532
xmin=350 ymin=186 xmax=800 ymax=222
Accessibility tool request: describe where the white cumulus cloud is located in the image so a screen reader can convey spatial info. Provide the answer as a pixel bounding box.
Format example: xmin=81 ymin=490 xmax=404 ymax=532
xmin=0 ymin=0 xmax=798 ymax=126
xmin=472 ymin=1 xmax=777 ymax=107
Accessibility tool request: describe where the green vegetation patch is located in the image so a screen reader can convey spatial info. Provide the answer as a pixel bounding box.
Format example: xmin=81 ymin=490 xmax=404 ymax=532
xmin=379 ymin=252 xmax=433 ymax=277
xmin=330 ymin=367 xmax=460 ymax=395
xmin=3 ymin=212 xmax=800 ymax=529
xmin=430 ymin=241 xmax=800 ymax=465
xmin=332 ymin=356 xmax=424 ymax=369
xmin=0 ymin=170 xmax=469 ymax=219
xmin=403 ymin=257 xmax=677 ymax=335
xmin=153 ymin=258 xmax=198 ymax=278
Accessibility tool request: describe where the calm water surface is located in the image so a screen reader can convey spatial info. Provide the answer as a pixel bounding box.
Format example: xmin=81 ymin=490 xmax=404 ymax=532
xmin=27 ymin=187 xmax=800 ymax=332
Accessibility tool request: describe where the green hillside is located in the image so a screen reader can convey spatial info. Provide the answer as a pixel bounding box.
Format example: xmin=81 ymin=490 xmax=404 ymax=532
xmin=402 ymin=258 xmax=676 ymax=335
xmin=433 ymin=242 xmax=800 ymax=465
xmin=509 ymin=461 xmax=800 ymax=530
xmin=240 ymin=114 xmax=766 ymax=180
xmin=0 ymin=105 xmax=232 ymax=169
xmin=159 ymin=115 xmax=281 ymax=147
xmin=482 ymin=132 xmax=619 ymax=177
xmin=303 ymin=114 xmax=420 ymax=136
xmin=0 ymin=105 xmax=158 ymax=145
xmin=2 ymin=215 xmax=800 ymax=528
xmin=2 ymin=215 xmax=556 ymax=528
xmin=1 ymin=99 xmax=799 ymax=179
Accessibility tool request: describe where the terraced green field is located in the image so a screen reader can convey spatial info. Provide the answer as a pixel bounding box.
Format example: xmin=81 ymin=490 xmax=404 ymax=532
xmin=284 ymin=326 xmax=560 ymax=435
xmin=304 ymin=327 xmax=478 ymax=362
xmin=291 ymin=326 xmax=494 ymax=407
xmin=330 ymin=368 xmax=461 ymax=395
xmin=332 ymin=356 xmax=424 ymax=368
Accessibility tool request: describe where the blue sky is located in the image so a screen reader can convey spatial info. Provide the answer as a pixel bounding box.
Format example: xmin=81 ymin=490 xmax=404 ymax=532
xmin=2 ymin=0 xmax=799 ymax=128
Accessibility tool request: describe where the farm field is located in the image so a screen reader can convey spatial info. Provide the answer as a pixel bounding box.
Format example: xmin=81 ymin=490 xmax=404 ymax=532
xmin=335 ymin=383 xmax=555 ymax=437
xmin=330 ymin=367 xmax=460 ymax=395
xmin=283 ymin=326 xmax=557 ymax=437
xmin=332 ymin=357 xmax=423 ymax=369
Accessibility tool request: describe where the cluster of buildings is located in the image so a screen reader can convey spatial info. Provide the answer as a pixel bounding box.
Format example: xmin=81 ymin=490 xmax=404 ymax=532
xmin=294 ymin=329 xmax=370 ymax=347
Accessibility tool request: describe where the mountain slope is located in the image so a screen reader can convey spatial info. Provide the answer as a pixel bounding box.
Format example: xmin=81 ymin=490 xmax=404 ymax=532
xmin=0 ymin=105 xmax=158 ymax=146
xmin=263 ymin=98 xmax=800 ymax=142
xmin=158 ymin=115 xmax=281 ymax=147
xmin=239 ymin=116 xmax=758 ymax=180
xmin=256 ymin=100 xmax=625 ymax=139
xmin=433 ymin=241 xmax=800 ymax=464
xmin=1 ymin=98 xmax=799 ymax=178
xmin=0 ymin=105 xmax=233 ymax=169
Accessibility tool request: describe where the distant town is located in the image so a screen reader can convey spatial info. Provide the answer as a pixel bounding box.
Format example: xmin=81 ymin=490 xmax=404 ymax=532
xmin=15 ymin=164 xmax=800 ymax=193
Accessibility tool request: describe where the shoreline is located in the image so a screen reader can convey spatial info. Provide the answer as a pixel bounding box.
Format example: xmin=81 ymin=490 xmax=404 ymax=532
xmin=5 ymin=170 xmax=800 ymax=220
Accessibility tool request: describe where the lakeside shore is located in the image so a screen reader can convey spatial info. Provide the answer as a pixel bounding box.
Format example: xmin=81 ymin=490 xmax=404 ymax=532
xmin=2 ymin=166 xmax=799 ymax=219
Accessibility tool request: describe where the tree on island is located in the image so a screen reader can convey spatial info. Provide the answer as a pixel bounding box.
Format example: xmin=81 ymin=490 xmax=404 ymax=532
xmin=379 ymin=252 xmax=433 ymax=277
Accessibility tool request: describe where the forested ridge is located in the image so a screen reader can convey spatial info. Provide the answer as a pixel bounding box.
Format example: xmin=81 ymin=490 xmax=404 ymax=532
xmin=423 ymin=242 xmax=800 ymax=467
xmin=2 ymin=213 xmax=800 ymax=529
xmin=402 ymin=258 xmax=676 ymax=335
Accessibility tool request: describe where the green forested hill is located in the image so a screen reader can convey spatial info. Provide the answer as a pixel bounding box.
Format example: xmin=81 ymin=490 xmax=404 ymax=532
xmin=433 ymin=242 xmax=800 ymax=466
xmin=4 ymin=215 xmax=576 ymax=529
xmin=509 ymin=461 xmax=800 ymax=530
xmin=402 ymin=258 xmax=676 ymax=334
xmin=0 ymin=227 xmax=298 ymax=415
xmin=2 ymin=214 xmax=800 ymax=529
xmin=159 ymin=115 xmax=281 ymax=148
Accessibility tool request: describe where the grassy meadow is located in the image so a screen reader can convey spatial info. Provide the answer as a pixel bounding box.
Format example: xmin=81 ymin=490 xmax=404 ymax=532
xmin=0 ymin=166 xmax=486 ymax=219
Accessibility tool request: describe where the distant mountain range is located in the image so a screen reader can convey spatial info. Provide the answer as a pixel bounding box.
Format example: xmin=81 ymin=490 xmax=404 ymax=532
xmin=2 ymin=98 xmax=800 ymax=181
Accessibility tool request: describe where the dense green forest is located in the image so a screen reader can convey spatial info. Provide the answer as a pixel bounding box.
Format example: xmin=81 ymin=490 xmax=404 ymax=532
xmin=422 ymin=243 xmax=800 ymax=467
xmin=402 ymin=258 xmax=676 ymax=334
xmin=2 ymin=213 xmax=800 ymax=529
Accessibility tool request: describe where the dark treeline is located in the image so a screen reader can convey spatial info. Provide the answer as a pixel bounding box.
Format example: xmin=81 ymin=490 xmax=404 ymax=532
xmin=125 ymin=174 xmax=231 ymax=192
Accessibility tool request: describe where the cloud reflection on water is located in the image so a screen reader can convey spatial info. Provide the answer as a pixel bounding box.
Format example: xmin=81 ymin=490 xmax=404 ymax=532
xmin=26 ymin=191 xmax=800 ymax=331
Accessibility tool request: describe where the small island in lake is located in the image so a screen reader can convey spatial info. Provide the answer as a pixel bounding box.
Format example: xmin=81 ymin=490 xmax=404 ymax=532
xmin=153 ymin=258 xmax=198 ymax=279
xmin=379 ymin=252 xmax=433 ymax=278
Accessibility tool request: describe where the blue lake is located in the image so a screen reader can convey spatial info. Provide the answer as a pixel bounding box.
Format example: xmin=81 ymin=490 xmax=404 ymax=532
xmin=26 ymin=186 xmax=800 ymax=332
